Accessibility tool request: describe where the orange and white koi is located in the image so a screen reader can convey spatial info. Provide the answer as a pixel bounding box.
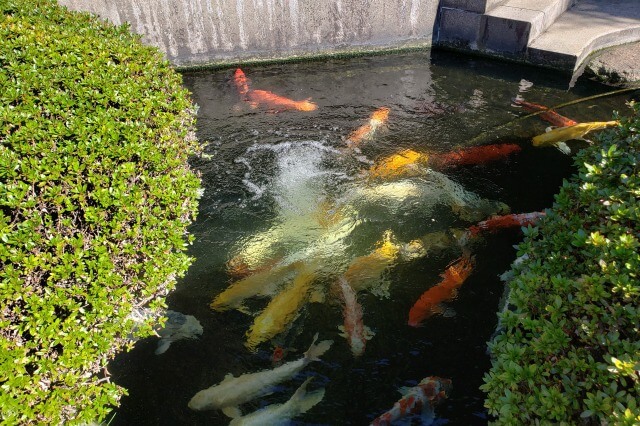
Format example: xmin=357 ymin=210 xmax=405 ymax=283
xmin=233 ymin=68 xmax=250 ymax=97
xmin=512 ymin=97 xmax=578 ymax=128
xmin=408 ymin=255 xmax=475 ymax=327
xmin=466 ymin=211 xmax=545 ymax=239
xmin=335 ymin=276 xmax=374 ymax=357
xmin=246 ymin=89 xmax=317 ymax=112
xmin=370 ymin=376 xmax=452 ymax=426
xmin=430 ymin=143 xmax=522 ymax=169
xmin=346 ymin=107 xmax=390 ymax=147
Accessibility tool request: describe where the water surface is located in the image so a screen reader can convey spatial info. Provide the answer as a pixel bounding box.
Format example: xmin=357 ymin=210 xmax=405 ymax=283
xmin=109 ymin=50 xmax=632 ymax=425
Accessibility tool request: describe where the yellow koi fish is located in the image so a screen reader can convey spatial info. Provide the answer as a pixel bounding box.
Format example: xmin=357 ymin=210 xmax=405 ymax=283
xmin=532 ymin=120 xmax=619 ymax=148
xmin=368 ymin=149 xmax=430 ymax=181
xmin=211 ymin=261 xmax=303 ymax=313
xmin=245 ymin=263 xmax=319 ymax=352
xmin=343 ymin=231 xmax=401 ymax=297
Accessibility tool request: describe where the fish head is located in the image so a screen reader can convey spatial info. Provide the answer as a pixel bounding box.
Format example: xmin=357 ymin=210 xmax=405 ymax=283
xmin=297 ymin=99 xmax=318 ymax=111
xmin=371 ymin=107 xmax=390 ymax=122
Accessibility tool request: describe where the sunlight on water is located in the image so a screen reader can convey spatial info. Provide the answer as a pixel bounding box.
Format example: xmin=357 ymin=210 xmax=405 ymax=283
xmin=108 ymin=50 xmax=634 ymax=426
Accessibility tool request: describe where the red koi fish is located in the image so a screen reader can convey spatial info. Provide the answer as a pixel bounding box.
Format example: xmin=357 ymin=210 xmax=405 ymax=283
xmin=513 ymin=97 xmax=578 ymax=128
xmin=370 ymin=376 xmax=452 ymax=426
xmin=467 ymin=211 xmax=545 ymax=239
xmin=272 ymin=345 xmax=285 ymax=364
xmin=232 ymin=68 xmax=250 ymax=96
xmin=335 ymin=276 xmax=374 ymax=357
xmin=245 ymin=89 xmax=317 ymax=112
xmin=346 ymin=107 xmax=390 ymax=147
xmin=408 ymin=256 xmax=475 ymax=327
xmin=430 ymin=143 xmax=521 ymax=169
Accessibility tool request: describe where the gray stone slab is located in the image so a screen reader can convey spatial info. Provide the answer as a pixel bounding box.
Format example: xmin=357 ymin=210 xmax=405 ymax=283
xmin=437 ymin=7 xmax=484 ymax=48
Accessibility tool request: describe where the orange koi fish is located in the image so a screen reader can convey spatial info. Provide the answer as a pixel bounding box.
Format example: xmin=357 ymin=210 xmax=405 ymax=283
xmin=246 ymin=89 xmax=317 ymax=112
xmin=512 ymin=97 xmax=578 ymax=128
xmin=370 ymin=376 xmax=452 ymax=426
xmin=335 ymin=276 xmax=374 ymax=357
xmin=346 ymin=107 xmax=390 ymax=147
xmin=430 ymin=143 xmax=522 ymax=169
xmin=466 ymin=211 xmax=546 ymax=239
xmin=408 ymin=256 xmax=475 ymax=327
xmin=232 ymin=68 xmax=250 ymax=96
xmin=271 ymin=345 xmax=285 ymax=364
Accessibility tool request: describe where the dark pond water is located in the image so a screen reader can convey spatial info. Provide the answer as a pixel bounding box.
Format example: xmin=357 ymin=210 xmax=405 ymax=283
xmin=108 ymin=50 xmax=633 ymax=425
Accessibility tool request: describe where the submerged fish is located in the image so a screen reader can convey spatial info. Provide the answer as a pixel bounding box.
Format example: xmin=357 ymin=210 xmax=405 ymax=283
xmin=401 ymin=229 xmax=464 ymax=261
xmin=155 ymin=310 xmax=203 ymax=355
xmin=245 ymin=262 xmax=319 ymax=351
xmin=336 ymin=276 xmax=375 ymax=357
xmin=229 ymin=377 xmax=325 ymax=426
xmin=408 ymin=255 xmax=475 ymax=327
xmin=246 ymin=89 xmax=317 ymax=112
xmin=233 ymin=68 xmax=250 ymax=96
xmin=466 ymin=211 xmax=546 ymax=239
xmin=188 ymin=333 xmax=332 ymax=416
xmin=367 ymin=149 xmax=429 ymax=181
xmin=211 ymin=260 xmax=303 ymax=313
xmin=430 ymin=143 xmax=522 ymax=169
xmin=346 ymin=107 xmax=390 ymax=147
xmin=532 ymin=120 xmax=619 ymax=147
xmin=513 ymin=97 xmax=578 ymax=128
xmin=343 ymin=231 xmax=401 ymax=297
xmin=370 ymin=376 xmax=452 ymax=426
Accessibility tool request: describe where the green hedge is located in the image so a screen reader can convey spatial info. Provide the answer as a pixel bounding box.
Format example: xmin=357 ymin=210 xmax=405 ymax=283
xmin=0 ymin=1 xmax=201 ymax=423
xmin=482 ymin=102 xmax=639 ymax=424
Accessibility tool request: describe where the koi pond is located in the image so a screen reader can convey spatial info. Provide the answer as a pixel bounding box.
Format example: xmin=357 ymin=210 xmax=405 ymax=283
xmin=109 ymin=50 xmax=633 ymax=425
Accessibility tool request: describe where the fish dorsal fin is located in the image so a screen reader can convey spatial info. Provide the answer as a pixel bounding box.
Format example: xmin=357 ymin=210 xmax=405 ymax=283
xmin=221 ymin=406 xmax=242 ymax=418
xmin=221 ymin=373 xmax=235 ymax=384
xmin=398 ymin=386 xmax=412 ymax=396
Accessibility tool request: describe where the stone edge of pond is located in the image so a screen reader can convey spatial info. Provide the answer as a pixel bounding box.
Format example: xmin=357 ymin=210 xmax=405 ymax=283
xmin=173 ymin=42 xmax=433 ymax=72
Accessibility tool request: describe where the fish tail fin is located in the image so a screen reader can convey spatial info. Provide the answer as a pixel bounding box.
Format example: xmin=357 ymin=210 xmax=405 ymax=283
xmin=304 ymin=333 xmax=333 ymax=362
xmin=291 ymin=377 xmax=325 ymax=413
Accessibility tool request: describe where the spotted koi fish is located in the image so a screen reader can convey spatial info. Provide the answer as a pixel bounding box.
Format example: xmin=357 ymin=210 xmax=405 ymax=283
xmin=335 ymin=276 xmax=374 ymax=357
xmin=232 ymin=68 xmax=250 ymax=96
xmin=370 ymin=376 xmax=452 ymax=426
xmin=408 ymin=255 xmax=475 ymax=327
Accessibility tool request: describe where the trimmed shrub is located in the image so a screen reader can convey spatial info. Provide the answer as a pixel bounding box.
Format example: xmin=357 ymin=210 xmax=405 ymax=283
xmin=0 ymin=1 xmax=201 ymax=423
xmin=482 ymin=102 xmax=639 ymax=424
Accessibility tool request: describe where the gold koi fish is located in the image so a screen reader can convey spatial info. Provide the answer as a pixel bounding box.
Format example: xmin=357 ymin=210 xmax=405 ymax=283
xmin=211 ymin=261 xmax=303 ymax=313
xmin=368 ymin=149 xmax=430 ymax=181
xmin=532 ymin=121 xmax=619 ymax=148
xmin=245 ymin=262 xmax=319 ymax=352
xmin=343 ymin=231 xmax=401 ymax=297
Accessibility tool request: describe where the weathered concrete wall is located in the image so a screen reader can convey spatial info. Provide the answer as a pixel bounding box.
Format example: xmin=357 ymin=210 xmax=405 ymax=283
xmin=59 ymin=0 xmax=439 ymax=67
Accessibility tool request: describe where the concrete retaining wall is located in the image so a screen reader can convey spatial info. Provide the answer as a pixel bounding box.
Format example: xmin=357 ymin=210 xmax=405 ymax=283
xmin=59 ymin=0 xmax=439 ymax=67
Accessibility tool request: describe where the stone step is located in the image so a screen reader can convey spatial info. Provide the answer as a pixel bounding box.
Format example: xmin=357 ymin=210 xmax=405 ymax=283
xmin=437 ymin=0 xmax=576 ymax=54
xmin=528 ymin=0 xmax=640 ymax=72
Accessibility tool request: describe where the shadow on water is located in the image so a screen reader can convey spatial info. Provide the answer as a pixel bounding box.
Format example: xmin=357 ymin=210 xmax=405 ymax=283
xmin=108 ymin=49 xmax=632 ymax=425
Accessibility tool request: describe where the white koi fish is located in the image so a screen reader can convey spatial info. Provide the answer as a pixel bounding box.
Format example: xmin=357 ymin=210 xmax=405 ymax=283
xmin=187 ymin=333 xmax=332 ymax=417
xmin=154 ymin=310 xmax=203 ymax=355
xmin=229 ymin=377 xmax=325 ymax=425
xmin=336 ymin=276 xmax=374 ymax=357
